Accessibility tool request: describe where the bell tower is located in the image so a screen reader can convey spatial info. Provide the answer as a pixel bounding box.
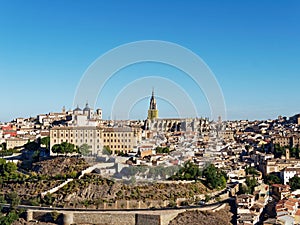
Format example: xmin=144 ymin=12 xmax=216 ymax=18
xmin=147 ymin=89 xmax=159 ymax=120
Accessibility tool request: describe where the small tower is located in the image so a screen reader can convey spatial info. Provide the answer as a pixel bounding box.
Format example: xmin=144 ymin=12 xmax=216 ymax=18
xmin=147 ymin=89 xmax=159 ymax=120
xmin=285 ymin=148 xmax=290 ymax=160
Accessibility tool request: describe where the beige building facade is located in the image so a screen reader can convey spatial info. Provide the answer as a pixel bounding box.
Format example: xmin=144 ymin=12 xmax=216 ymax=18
xmin=50 ymin=126 xmax=141 ymax=156
xmin=6 ymin=138 xmax=30 ymax=149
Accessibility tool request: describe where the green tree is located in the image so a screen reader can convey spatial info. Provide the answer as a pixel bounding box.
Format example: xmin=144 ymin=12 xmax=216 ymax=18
xmin=24 ymin=141 xmax=39 ymax=151
xmin=265 ymin=174 xmax=281 ymax=185
xmin=6 ymin=192 xmax=20 ymax=210
xmin=246 ymin=176 xmax=258 ymax=194
xmin=155 ymin=147 xmax=170 ymax=154
xmin=169 ymin=161 xmax=202 ymax=181
xmin=79 ymin=144 xmax=91 ymax=156
xmin=0 ymin=158 xmax=18 ymax=180
xmin=245 ymin=167 xmax=259 ymax=176
xmin=40 ymin=136 xmax=50 ymax=149
xmin=0 ymin=210 xmax=19 ymax=225
xmin=102 ymin=146 xmax=112 ymax=155
xmin=51 ymin=142 xmax=77 ymax=156
xmin=51 ymin=144 xmax=62 ymax=156
xmin=289 ymin=176 xmax=300 ymax=191
xmin=274 ymin=144 xmax=285 ymax=158
xmin=203 ymin=164 xmax=227 ymax=190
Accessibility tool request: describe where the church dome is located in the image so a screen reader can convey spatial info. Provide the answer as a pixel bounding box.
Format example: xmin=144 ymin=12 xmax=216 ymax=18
xmin=74 ymin=105 xmax=82 ymax=112
xmin=83 ymin=103 xmax=91 ymax=111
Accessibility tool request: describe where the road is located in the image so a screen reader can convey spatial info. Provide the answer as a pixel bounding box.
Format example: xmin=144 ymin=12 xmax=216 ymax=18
xmin=0 ymin=200 xmax=226 ymax=213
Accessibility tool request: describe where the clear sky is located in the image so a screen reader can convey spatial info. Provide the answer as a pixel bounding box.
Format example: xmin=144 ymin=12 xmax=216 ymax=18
xmin=0 ymin=0 xmax=300 ymax=122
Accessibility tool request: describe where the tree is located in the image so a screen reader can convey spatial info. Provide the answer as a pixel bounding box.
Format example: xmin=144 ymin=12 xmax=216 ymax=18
xmin=6 ymin=192 xmax=20 ymax=210
xmin=0 ymin=211 xmax=19 ymax=225
xmin=79 ymin=144 xmax=91 ymax=156
xmin=155 ymin=147 xmax=170 ymax=154
xmin=265 ymin=174 xmax=281 ymax=185
xmin=274 ymin=144 xmax=285 ymax=158
xmin=0 ymin=158 xmax=18 ymax=180
xmin=246 ymin=176 xmax=258 ymax=194
xmin=51 ymin=142 xmax=77 ymax=156
xmin=51 ymin=144 xmax=62 ymax=156
xmin=24 ymin=141 xmax=39 ymax=151
xmin=169 ymin=161 xmax=202 ymax=181
xmin=203 ymin=164 xmax=227 ymax=190
xmin=102 ymin=146 xmax=112 ymax=155
xmin=289 ymin=176 xmax=300 ymax=191
xmin=40 ymin=136 xmax=50 ymax=150
xmin=245 ymin=167 xmax=259 ymax=176
xmin=0 ymin=143 xmax=6 ymax=150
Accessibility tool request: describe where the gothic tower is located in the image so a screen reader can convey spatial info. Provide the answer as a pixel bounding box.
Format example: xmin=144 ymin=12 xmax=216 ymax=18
xmin=147 ymin=89 xmax=159 ymax=120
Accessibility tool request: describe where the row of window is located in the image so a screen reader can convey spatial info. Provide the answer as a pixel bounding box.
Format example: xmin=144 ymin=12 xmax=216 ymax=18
xmin=104 ymin=133 xmax=131 ymax=137
xmin=53 ymin=139 xmax=99 ymax=144
xmin=53 ymin=133 xmax=100 ymax=138
xmin=109 ymin=145 xmax=131 ymax=149
xmin=52 ymin=132 xmax=132 ymax=138
xmin=103 ymin=139 xmax=131 ymax=143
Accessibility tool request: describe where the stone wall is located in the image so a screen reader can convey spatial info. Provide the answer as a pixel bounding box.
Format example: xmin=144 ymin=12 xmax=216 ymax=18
xmin=136 ymin=214 xmax=161 ymax=225
xmin=73 ymin=212 xmax=135 ymax=225
xmin=86 ymin=199 xmax=169 ymax=210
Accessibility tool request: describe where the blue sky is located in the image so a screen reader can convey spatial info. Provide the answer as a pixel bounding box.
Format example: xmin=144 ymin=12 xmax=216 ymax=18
xmin=0 ymin=0 xmax=300 ymax=122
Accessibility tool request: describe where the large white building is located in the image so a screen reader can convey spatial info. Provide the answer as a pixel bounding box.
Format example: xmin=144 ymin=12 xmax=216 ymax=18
xmin=50 ymin=104 xmax=141 ymax=155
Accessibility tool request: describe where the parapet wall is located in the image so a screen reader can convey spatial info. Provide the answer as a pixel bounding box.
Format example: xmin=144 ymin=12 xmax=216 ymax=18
xmin=73 ymin=212 xmax=136 ymax=225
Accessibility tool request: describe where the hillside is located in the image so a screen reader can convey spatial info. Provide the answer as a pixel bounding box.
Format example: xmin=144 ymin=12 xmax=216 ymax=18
xmin=169 ymin=208 xmax=233 ymax=225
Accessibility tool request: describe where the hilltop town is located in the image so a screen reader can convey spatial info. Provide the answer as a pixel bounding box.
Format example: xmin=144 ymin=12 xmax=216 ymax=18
xmin=1 ymin=92 xmax=300 ymax=225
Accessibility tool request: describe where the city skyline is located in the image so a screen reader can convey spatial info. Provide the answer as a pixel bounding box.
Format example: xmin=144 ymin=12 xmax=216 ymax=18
xmin=1 ymin=1 xmax=300 ymax=122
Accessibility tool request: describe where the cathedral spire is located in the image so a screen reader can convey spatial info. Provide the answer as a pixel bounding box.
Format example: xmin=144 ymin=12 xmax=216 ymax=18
xmin=148 ymin=88 xmax=158 ymax=120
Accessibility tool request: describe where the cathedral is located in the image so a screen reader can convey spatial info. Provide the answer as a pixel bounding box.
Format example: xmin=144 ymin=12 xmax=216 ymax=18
xmin=144 ymin=89 xmax=208 ymax=132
